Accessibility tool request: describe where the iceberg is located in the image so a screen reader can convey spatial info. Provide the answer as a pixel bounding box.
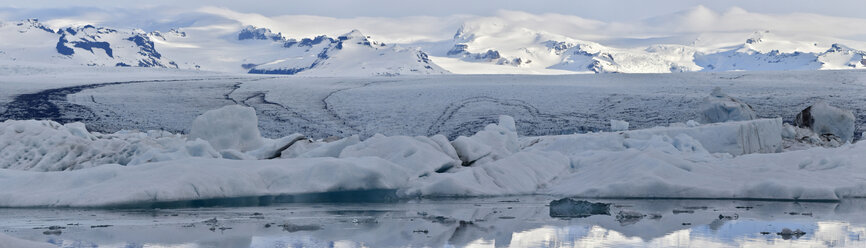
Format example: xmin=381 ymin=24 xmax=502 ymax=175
xmin=0 ymin=106 xmax=864 ymax=207
xmin=795 ymin=101 xmax=856 ymax=143
xmin=699 ymin=87 xmax=757 ymax=124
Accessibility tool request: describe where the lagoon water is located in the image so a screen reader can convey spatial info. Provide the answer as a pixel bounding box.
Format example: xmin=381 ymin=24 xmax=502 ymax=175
xmin=2 ymin=196 xmax=864 ymax=247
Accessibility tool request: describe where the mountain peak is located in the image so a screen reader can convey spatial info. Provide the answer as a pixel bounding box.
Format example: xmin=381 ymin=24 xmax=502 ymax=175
xmin=14 ymin=18 xmax=54 ymax=33
xmin=827 ymin=43 xmax=859 ymax=53
xmin=338 ymin=29 xmax=367 ymax=41
xmin=238 ymin=25 xmax=284 ymax=41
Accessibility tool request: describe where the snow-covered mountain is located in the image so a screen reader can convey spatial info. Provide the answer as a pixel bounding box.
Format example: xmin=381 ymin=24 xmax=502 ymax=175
xmin=0 ymin=20 xmax=447 ymax=76
xmin=238 ymin=27 xmax=447 ymax=76
xmin=1 ymin=17 xmax=865 ymax=75
xmin=0 ymin=19 xmax=176 ymax=68
xmin=432 ymin=25 xmax=866 ymax=74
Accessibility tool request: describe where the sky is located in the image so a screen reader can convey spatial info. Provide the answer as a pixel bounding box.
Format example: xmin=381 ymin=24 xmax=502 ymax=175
xmin=1 ymin=0 xmax=865 ymax=21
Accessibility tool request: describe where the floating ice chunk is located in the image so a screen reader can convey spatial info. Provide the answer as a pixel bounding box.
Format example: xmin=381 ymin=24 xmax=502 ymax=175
xmin=616 ymin=210 xmax=647 ymax=225
xmin=777 ymin=228 xmax=806 ymax=239
xmin=548 ymin=198 xmax=611 ymax=218
xmin=795 ymin=101 xmax=856 ymax=143
xmin=699 ymin=87 xmax=757 ymax=123
xmin=189 ymin=105 xmax=265 ymax=152
xmin=610 ymin=119 xmax=629 ymax=132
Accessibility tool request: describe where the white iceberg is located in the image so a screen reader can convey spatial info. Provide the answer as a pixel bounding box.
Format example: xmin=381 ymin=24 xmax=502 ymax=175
xmin=1 ymin=106 xmax=865 ymax=207
xmin=0 ymin=120 xmax=221 ymax=171
xmin=189 ymin=105 xmax=265 ymax=152
xmin=795 ymin=101 xmax=856 ymax=143
xmin=699 ymin=87 xmax=757 ymax=123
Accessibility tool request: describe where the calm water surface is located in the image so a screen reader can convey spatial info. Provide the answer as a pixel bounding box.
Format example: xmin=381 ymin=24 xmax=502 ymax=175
xmin=1 ymin=196 xmax=864 ymax=247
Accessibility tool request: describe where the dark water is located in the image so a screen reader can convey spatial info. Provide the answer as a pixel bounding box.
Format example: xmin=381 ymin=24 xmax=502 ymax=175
xmin=1 ymin=196 xmax=864 ymax=247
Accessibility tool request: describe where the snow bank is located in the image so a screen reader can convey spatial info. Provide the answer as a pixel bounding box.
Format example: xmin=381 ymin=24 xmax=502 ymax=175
xmin=795 ymin=101 xmax=856 ymax=143
xmin=699 ymin=87 xmax=757 ymax=123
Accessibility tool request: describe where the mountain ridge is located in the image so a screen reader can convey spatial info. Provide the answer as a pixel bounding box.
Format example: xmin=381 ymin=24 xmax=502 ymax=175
xmin=1 ymin=19 xmax=865 ymax=75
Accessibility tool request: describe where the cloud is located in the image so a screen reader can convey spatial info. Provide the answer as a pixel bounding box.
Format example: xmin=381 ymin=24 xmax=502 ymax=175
xmin=197 ymin=6 xmax=470 ymax=43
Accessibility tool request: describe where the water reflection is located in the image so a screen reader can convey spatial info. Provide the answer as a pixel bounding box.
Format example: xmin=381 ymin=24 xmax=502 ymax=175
xmin=1 ymin=197 xmax=865 ymax=247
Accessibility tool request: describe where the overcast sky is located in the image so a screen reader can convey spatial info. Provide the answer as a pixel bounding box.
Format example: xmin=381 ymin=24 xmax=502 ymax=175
xmin=1 ymin=0 xmax=864 ymax=21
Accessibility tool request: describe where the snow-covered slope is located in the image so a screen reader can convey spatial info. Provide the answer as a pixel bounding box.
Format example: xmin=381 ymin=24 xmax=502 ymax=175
xmin=149 ymin=25 xmax=448 ymax=76
xmin=436 ymin=24 xmax=701 ymax=74
xmin=431 ymin=25 xmax=866 ymax=74
xmin=2 ymin=13 xmax=866 ymax=75
xmin=244 ymin=28 xmax=447 ymax=76
xmin=0 ymin=21 xmax=446 ymax=76
xmin=0 ymin=19 xmax=177 ymax=68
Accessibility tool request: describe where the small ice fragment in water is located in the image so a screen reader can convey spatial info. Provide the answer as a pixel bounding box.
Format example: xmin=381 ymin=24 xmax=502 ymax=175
xmin=777 ymin=228 xmax=806 ymax=239
xmin=549 ymin=198 xmax=611 ymax=218
xmin=616 ymin=211 xmax=646 ymax=225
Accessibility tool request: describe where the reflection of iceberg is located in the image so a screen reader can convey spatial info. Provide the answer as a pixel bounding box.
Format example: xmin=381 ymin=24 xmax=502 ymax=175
xmin=4 ymin=198 xmax=866 ymax=247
